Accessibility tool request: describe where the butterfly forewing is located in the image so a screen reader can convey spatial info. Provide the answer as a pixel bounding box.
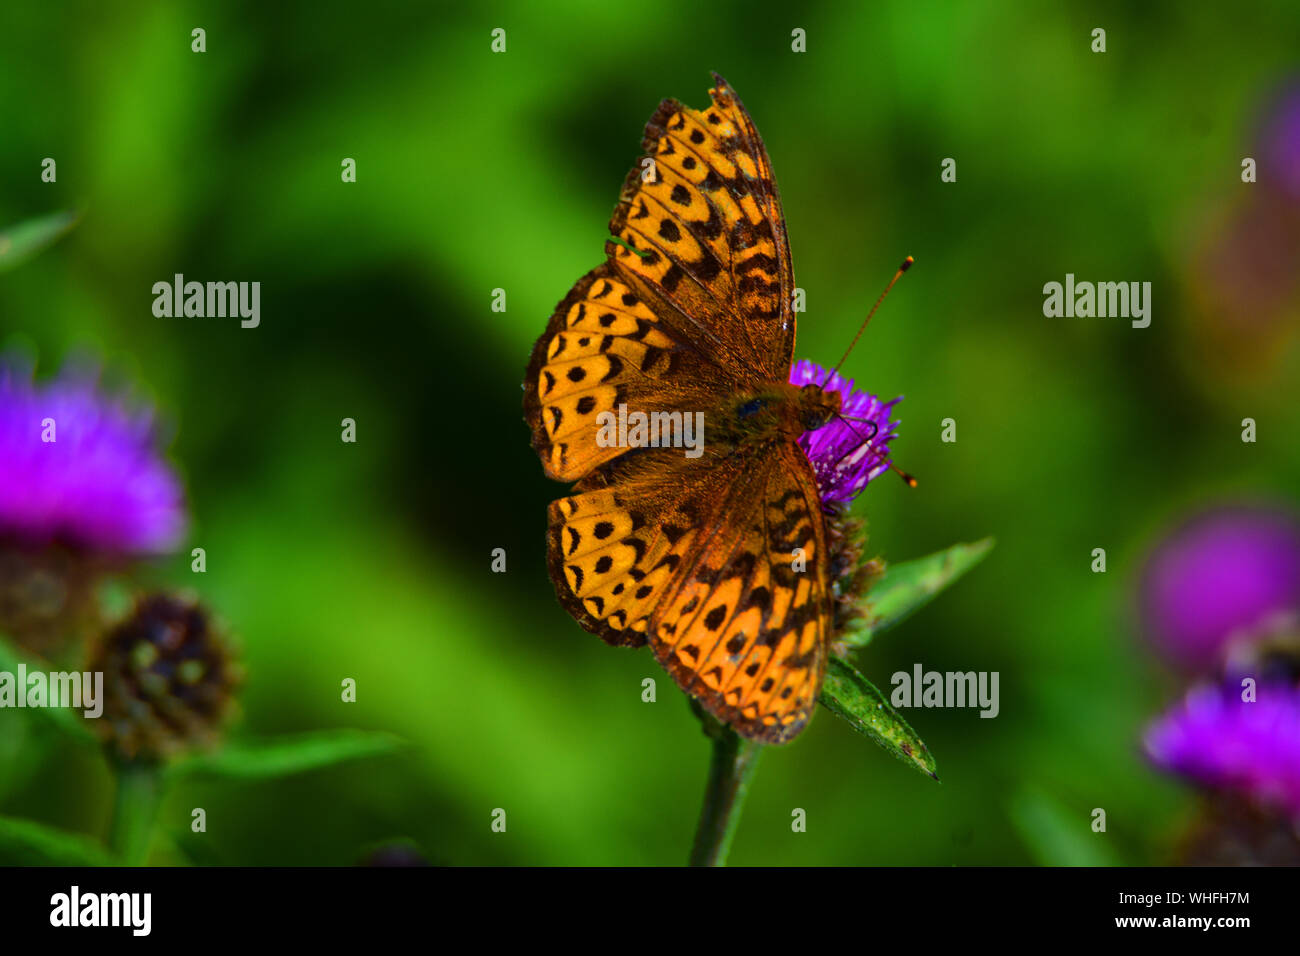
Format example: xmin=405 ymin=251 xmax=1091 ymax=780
xmin=607 ymin=74 xmax=796 ymax=380
xmin=524 ymin=263 xmax=732 ymax=482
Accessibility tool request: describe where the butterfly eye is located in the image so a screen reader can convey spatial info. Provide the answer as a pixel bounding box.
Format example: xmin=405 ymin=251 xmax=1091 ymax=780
xmin=802 ymin=408 xmax=831 ymax=431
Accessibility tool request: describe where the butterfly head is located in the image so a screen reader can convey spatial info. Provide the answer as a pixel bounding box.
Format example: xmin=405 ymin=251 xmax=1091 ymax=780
xmin=796 ymin=383 xmax=843 ymax=432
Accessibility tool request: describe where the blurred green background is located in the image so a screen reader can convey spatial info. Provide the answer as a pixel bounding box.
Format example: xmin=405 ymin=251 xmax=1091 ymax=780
xmin=2 ymin=0 xmax=1298 ymax=865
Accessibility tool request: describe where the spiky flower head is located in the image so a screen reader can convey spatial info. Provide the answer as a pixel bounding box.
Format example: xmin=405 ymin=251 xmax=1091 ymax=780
xmin=0 ymin=545 xmax=102 ymax=656
xmin=790 ymin=359 xmax=902 ymax=509
xmin=788 ymin=359 xmax=900 ymax=638
xmin=0 ymin=361 xmax=188 ymax=652
xmin=87 ymin=593 xmax=240 ymax=764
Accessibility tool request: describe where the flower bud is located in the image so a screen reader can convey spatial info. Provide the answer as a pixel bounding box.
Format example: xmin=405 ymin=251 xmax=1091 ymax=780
xmin=87 ymin=593 xmax=240 ymax=763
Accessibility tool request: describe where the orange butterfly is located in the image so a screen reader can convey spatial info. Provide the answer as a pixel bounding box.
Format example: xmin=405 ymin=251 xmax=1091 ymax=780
xmin=525 ymin=74 xmax=866 ymax=743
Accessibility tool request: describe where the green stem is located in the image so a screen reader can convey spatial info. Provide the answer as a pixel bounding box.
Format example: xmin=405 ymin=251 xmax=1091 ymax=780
xmin=688 ymin=705 xmax=764 ymax=866
xmin=108 ymin=762 xmax=163 ymax=865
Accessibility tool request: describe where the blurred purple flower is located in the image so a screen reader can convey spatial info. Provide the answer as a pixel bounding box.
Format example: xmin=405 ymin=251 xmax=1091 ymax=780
xmin=790 ymin=359 xmax=901 ymax=507
xmin=1140 ymin=506 xmax=1300 ymax=672
xmin=0 ymin=364 xmax=186 ymax=555
xmin=1145 ymin=681 xmax=1300 ymax=822
xmin=1262 ymin=82 xmax=1300 ymax=203
xmin=1181 ymin=84 xmax=1300 ymax=384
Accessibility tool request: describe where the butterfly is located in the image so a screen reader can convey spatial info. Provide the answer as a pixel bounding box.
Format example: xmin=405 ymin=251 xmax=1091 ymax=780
xmin=524 ymin=74 xmax=856 ymax=743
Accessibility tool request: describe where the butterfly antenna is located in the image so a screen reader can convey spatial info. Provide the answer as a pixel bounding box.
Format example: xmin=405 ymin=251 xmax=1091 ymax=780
xmin=833 ymin=414 xmax=878 ymax=446
xmin=822 ymin=256 xmax=914 ymax=386
xmin=892 ymin=463 xmax=918 ymax=488
xmin=829 ymin=414 xmax=917 ymax=487
xmin=823 ymin=416 xmax=879 ymax=475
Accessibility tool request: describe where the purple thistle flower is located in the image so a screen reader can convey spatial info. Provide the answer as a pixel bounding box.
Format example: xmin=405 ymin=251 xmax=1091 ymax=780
xmin=1145 ymin=681 xmax=1300 ymax=822
xmin=1139 ymin=506 xmax=1300 ymax=673
xmin=790 ymin=359 xmax=902 ymax=508
xmin=0 ymin=363 xmax=187 ymax=556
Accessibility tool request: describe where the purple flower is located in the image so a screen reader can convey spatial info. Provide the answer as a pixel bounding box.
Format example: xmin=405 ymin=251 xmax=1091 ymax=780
xmin=0 ymin=363 xmax=187 ymax=555
xmin=1139 ymin=506 xmax=1300 ymax=673
xmin=790 ymin=359 xmax=901 ymax=507
xmin=1261 ymin=82 xmax=1300 ymax=203
xmin=1145 ymin=681 xmax=1300 ymax=822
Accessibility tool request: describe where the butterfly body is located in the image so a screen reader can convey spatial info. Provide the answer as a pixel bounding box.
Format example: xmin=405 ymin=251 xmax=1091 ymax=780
xmin=713 ymin=383 xmax=842 ymax=451
xmin=525 ymin=76 xmax=846 ymax=743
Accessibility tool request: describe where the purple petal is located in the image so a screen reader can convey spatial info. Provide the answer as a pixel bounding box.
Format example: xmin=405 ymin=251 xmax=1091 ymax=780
xmin=1262 ymin=82 xmax=1300 ymax=202
xmin=789 ymin=359 xmax=902 ymax=507
xmin=1140 ymin=506 xmax=1300 ymax=672
xmin=1145 ymin=681 xmax=1300 ymax=821
xmin=0 ymin=364 xmax=187 ymax=555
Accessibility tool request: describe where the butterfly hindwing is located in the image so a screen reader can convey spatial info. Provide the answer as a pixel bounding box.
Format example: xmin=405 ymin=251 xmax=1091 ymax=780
xmin=543 ymin=444 xmax=746 ymax=649
xmin=650 ymin=442 xmax=829 ymax=742
xmin=545 ymin=442 xmax=832 ymax=743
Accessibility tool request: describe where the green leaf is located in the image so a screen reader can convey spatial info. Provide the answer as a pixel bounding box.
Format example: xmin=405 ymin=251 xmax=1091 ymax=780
xmin=0 ymin=210 xmax=79 ymax=272
xmin=0 ymin=634 xmax=99 ymax=746
xmin=0 ymin=815 xmax=115 ymax=866
xmin=167 ymin=729 xmax=405 ymax=781
xmin=108 ymin=763 xmax=164 ymax=866
xmin=819 ymin=656 xmax=939 ymax=780
xmin=1010 ymin=789 xmax=1123 ymax=866
xmin=841 ymin=537 xmax=994 ymax=648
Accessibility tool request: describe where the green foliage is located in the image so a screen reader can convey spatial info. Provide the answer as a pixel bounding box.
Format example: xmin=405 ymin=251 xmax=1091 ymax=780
xmin=821 ymin=656 xmax=939 ymax=780
xmin=842 ymin=538 xmax=994 ymax=648
xmin=820 ymin=538 xmax=995 ymax=778
xmin=0 ymin=635 xmax=97 ymax=746
xmin=0 ymin=211 xmax=79 ymax=272
xmin=168 ymin=730 xmax=405 ymax=781
xmin=1011 ymin=789 xmax=1124 ymax=866
xmin=0 ymin=815 xmax=114 ymax=866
